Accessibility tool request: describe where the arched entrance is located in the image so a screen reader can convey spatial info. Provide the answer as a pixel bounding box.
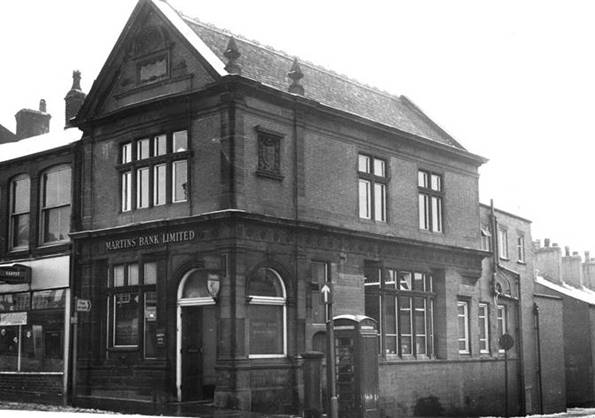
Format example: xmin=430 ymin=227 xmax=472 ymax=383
xmin=176 ymin=268 xmax=219 ymax=402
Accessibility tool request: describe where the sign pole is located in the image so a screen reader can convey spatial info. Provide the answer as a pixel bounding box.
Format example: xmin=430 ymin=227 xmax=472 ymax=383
xmin=323 ymin=283 xmax=338 ymax=418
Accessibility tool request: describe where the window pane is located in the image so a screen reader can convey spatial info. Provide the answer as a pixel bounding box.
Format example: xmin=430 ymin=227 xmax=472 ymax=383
xmin=13 ymin=177 xmax=30 ymax=213
xmin=113 ymin=265 xmax=125 ymax=287
xmin=128 ymin=264 xmax=139 ymax=286
xmin=13 ymin=214 xmax=29 ymax=247
xmin=137 ymin=138 xmax=150 ymax=160
xmin=358 ymin=154 xmax=370 ymax=173
xmin=364 ymin=292 xmax=380 ymax=324
xmin=136 ymin=167 xmax=150 ymax=209
xmin=114 ymin=293 xmax=139 ymax=346
xmin=398 ymin=272 xmax=412 ymax=291
xmin=384 ymin=297 xmax=396 ymax=335
xmin=399 ymin=297 xmax=412 ymax=334
xmin=153 ymin=164 xmax=166 ymax=206
xmin=43 ymin=167 xmax=71 ymax=207
xmin=311 ymin=262 xmax=328 ymax=284
xmin=431 ymin=196 xmax=443 ymax=232
xmin=418 ymin=171 xmax=428 ymax=188
xmin=43 ymin=206 xmax=70 ymax=242
xmin=373 ymin=158 xmax=385 ymax=177
xmin=154 ymin=134 xmax=167 ymax=156
xmin=249 ymin=304 xmax=283 ymax=355
xmin=122 ymin=171 xmax=132 ymax=212
xmin=359 ymin=179 xmax=371 ymax=219
xmin=430 ymin=174 xmax=441 ymax=191
xmin=418 ymin=194 xmax=429 ymax=230
xmin=21 ymin=311 xmax=64 ymax=372
xmin=172 ymin=160 xmax=188 ymax=202
xmin=173 ymin=130 xmax=188 ymax=152
xmin=248 ymin=268 xmax=283 ymax=297
xmin=374 ymin=183 xmax=386 ymax=221
xmin=31 ymin=289 xmax=65 ymax=310
xmin=413 ymin=272 xmax=424 ymax=291
xmin=181 ymin=270 xmax=210 ymax=299
xmin=0 ymin=293 xmax=30 ymax=312
xmin=144 ymin=291 xmax=158 ymax=358
xmin=144 ymin=262 xmax=157 ymax=285
xmin=121 ymin=142 xmax=132 ymax=164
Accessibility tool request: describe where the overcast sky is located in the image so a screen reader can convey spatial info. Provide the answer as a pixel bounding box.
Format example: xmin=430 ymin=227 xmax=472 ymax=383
xmin=1 ymin=0 xmax=594 ymax=256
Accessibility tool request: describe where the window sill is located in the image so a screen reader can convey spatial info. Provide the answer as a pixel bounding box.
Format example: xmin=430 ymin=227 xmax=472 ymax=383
xmin=517 ymin=261 xmax=526 ymax=265
xmin=37 ymin=240 xmax=70 ymax=249
xmin=255 ymin=170 xmax=283 ymax=181
xmin=107 ymin=346 xmax=139 ymax=352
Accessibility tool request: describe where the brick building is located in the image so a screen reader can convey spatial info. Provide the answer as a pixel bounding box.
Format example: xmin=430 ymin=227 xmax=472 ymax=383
xmin=0 ymin=72 xmax=84 ymax=403
xmin=535 ymin=240 xmax=595 ymax=408
xmin=54 ymin=0 xmax=550 ymax=416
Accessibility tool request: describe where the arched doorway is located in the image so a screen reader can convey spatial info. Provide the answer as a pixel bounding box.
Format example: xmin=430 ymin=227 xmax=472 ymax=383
xmin=176 ymin=268 xmax=219 ymax=402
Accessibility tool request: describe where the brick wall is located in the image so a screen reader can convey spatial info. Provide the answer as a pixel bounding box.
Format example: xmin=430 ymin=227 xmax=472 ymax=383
xmin=0 ymin=373 xmax=63 ymax=404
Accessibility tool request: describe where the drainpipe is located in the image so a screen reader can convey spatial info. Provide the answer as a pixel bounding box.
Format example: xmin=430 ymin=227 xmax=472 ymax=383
xmin=534 ymin=303 xmax=544 ymax=414
xmin=516 ymin=278 xmax=526 ymax=415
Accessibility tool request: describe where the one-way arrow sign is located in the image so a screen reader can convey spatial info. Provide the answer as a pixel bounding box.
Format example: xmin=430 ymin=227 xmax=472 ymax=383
xmin=321 ymin=283 xmax=333 ymax=305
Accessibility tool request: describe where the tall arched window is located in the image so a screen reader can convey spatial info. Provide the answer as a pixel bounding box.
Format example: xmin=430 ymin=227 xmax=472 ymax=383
xmin=9 ymin=174 xmax=30 ymax=249
xmin=247 ymin=267 xmax=287 ymax=358
xmin=40 ymin=165 xmax=71 ymax=243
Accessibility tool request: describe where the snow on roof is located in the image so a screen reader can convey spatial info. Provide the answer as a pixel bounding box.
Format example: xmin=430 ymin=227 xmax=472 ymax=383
xmin=535 ymin=274 xmax=595 ymax=305
xmin=152 ymin=0 xmax=227 ymax=76
xmin=0 ymin=127 xmax=82 ymax=163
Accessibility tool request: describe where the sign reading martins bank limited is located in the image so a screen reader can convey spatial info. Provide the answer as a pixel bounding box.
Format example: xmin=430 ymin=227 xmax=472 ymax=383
xmin=105 ymin=230 xmax=196 ymax=251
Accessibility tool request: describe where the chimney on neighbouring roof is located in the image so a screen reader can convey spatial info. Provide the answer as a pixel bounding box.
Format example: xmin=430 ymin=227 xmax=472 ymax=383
xmin=535 ymin=238 xmax=562 ymax=284
xmin=65 ymin=70 xmax=86 ymax=128
xmin=15 ymin=99 xmax=51 ymax=139
xmin=562 ymin=247 xmax=583 ymax=288
xmin=224 ymin=37 xmax=241 ymax=75
xmin=583 ymin=252 xmax=595 ymax=290
xmin=288 ymin=57 xmax=304 ymax=95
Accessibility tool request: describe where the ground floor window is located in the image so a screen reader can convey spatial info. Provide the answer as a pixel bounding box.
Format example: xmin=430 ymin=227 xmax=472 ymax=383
xmin=0 ymin=288 xmax=66 ymax=372
xmin=364 ymin=265 xmax=434 ymax=358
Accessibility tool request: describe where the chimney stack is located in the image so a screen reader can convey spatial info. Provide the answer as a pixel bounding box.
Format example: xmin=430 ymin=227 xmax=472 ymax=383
xmin=544 ymin=238 xmax=550 ymax=247
xmin=562 ymin=247 xmax=583 ymax=288
xmin=64 ymin=70 xmax=86 ymax=128
xmin=15 ymin=99 xmax=51 ymax=139
xmin=535 ymin=238 xmax=562 ymax=284
xmin=583 ymin=253 xmax=595 ymax=290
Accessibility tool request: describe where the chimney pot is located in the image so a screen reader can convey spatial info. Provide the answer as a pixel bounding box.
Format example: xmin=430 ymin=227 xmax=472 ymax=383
xmin=39 ymin=99 xmax=46 ymax=113
xmin=565 ymin=246 xmax=570 ymax=256
xmin=64 ymin=70 xmax=86 ymax=128
xmin=544 ymin=238 xmax=550 ymax=247
xmin=573 ymin=251 xmax=579 ymax=256
xmin=553 ymin=243 xmax=559 ymax=247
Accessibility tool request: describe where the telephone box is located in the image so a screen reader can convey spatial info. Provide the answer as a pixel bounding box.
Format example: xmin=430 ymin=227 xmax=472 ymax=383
xmin=333 ymin=315 xmax=379 ymax=418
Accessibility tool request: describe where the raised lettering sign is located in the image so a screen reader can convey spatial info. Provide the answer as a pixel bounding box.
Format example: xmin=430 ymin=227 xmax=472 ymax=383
xmin=105 ymin=230 xmax=196 ymax=252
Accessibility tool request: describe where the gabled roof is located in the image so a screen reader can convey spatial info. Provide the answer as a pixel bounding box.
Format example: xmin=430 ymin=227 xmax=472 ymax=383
xmin=535 ymin=274 xmax=595 ymax=306
xmin=0 ymin=123 xmax=16 ymax=144
xmin=180 ymin=12 xmax=464 ymax=149
xmin=0 ymin=127 xmax=81 ymax=164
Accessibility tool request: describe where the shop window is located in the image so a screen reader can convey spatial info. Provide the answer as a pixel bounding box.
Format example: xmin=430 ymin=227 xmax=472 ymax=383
xmin=457 ymin=300 xmax=470 ymax=354
xmin=364 ymin=264 xmax=434 ymax=358
xmin=9 ymin=174 xmax=30 ymax=249
xmin=418 ymin=170 xmax=443 ymax=232
xmin=247 ymin=267 xmax=287 ymax=358
xmin=358 ymin=154 xmax=387 ymax=222
xmin=40 ymin=165 xmax=71 ymax=243
xmin=108 ymin=262 xmax=157 ymax=354
xmin=0 ymin=288 xmax=66 ymax=372
xmin=118 ymin=130 xmax=190 ymax=212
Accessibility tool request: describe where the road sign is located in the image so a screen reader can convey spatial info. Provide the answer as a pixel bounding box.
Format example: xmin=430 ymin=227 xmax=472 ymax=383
xmin=498 ymin=333 xmax=514 ymax=351
xmin=76 ymin=298 xmax=92 ymax=312
xmin=321 ymin=283 xmax=333 ymax=305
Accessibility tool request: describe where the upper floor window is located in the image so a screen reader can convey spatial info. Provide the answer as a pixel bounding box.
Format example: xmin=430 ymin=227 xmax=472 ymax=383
xmin=247 ymin=267 xmax=287 ymax=358
xmin=40 ymin=165 xmax=71 ymax=244
xmin=119 ymin=130 xmax=189 ymax=212
xmin=497 ymin=304 xmax=507 ymax=353
xmin=418 ymin=170 xmax=443 ymax=232
xmin=480 ymin=226 xmax=492 ymax=251
xmin=478 ymin=303 xmax=490 ymax=354
xmin=498 ymin=228 xmax=509 ymax=259
xmin=457 ymin=300 xmax=470 ymax=354
xmin=517 ymin=234 xmax=525 ymax=263
xmin=9 ymin=174 xmax=30 ymax=250
xmin=358 ymin=154 xmax=387 ymax=222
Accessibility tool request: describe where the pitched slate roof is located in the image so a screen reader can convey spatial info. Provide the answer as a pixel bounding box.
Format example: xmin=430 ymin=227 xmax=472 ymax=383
xmin=172 ymin=10 xmax=464 ymax=150
xmin=0 ymin=123 xmax=16 ymax=144
xmin=0 ymin=127 xmax=81 ymax=163
xmin=536 ymin=274 xmax=595 ymax=306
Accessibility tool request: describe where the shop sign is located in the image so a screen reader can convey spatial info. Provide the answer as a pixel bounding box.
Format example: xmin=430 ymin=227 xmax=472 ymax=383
xmin=76 ymin=298 xmax=92 ymax=312
xmin=0 ymin=264 xmax=31 ymax=285
xmin=105 ymin=230 xmax=196 ymax=251
xmin=0 ymin=312 xmax=27 ymax=326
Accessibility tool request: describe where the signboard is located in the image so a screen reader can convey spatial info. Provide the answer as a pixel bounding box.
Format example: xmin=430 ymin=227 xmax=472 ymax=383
xmin=321 ymin=283 xmax=333 ymax=305
xmin=104 ymin=229 xmax=196 ymax=252
xmin=0 ymin=264 xmax=31 ymax=285
xmin=0 ymin=312 xmax=27 ymax=326
xmin=76 ymin=298 xmax=92 ymax=312
xmin=498 ymin=333 xmax=514 ymax=351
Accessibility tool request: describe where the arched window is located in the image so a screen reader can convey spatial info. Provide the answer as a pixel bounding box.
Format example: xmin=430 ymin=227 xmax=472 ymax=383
xmin=40 ymin=165 xmax=71 ymax=243
xmin=9 ymin=174 xmax=30 ymax=249
xmin=247 ymin=267 xmax=286 ymax=358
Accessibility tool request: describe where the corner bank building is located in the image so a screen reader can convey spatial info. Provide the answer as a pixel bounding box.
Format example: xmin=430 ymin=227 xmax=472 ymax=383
xmin=69 ymin=0 xmax=533 ymax=416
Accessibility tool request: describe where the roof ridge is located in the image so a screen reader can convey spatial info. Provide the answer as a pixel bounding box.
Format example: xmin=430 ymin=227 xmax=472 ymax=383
xmin=179 ymin=13 xmax=403 ymax=101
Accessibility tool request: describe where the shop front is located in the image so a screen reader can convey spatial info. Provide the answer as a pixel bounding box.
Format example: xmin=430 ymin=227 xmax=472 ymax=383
xmin=0 ymin=256 xmax=70 ymax=403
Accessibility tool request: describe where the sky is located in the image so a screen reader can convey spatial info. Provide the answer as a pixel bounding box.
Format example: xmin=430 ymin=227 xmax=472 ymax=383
xmin=1 ymin=0 xmax=594 ymax=255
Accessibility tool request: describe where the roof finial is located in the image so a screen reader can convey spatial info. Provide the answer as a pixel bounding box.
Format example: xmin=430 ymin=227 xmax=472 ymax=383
xmin=71 ymin=70 xmax=82 ymax=91
xmin=288 ymin=57 xmax=304 ymax=95
xmin=39 ymin=99 xmax=47 ymax=113
xmin=224 ymin=36 xmax=241 ymax=75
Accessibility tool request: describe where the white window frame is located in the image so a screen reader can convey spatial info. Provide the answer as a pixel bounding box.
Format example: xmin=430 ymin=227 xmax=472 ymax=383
xmin=478 ymin=303 xmax=489 ymax=354
xmin=172 ymin=160 xmax=188 ymax=203
xmin=121 ymin=171 xmax=132 ymax=212
xmin=418 ymin=170 xmax=443 ymax=233
xmin=498 ymin=228 xmax=509 ymax=259
xmin=358 ymin=153 xmax=387 ymax=222
xmin=248 ymin=268 xmax=287 ymax=359
xmin=517 ymin=235 xmax=525 ymax=263
xmin=39 ymin=165 xmax=71 ymax=244
xmin=9 ymin=174 xmax=31 ymax=250
xmin=457 ymin=300 xmax=470 ymax=354
xmin=497 ymin=304 xmax=507 ymax=353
